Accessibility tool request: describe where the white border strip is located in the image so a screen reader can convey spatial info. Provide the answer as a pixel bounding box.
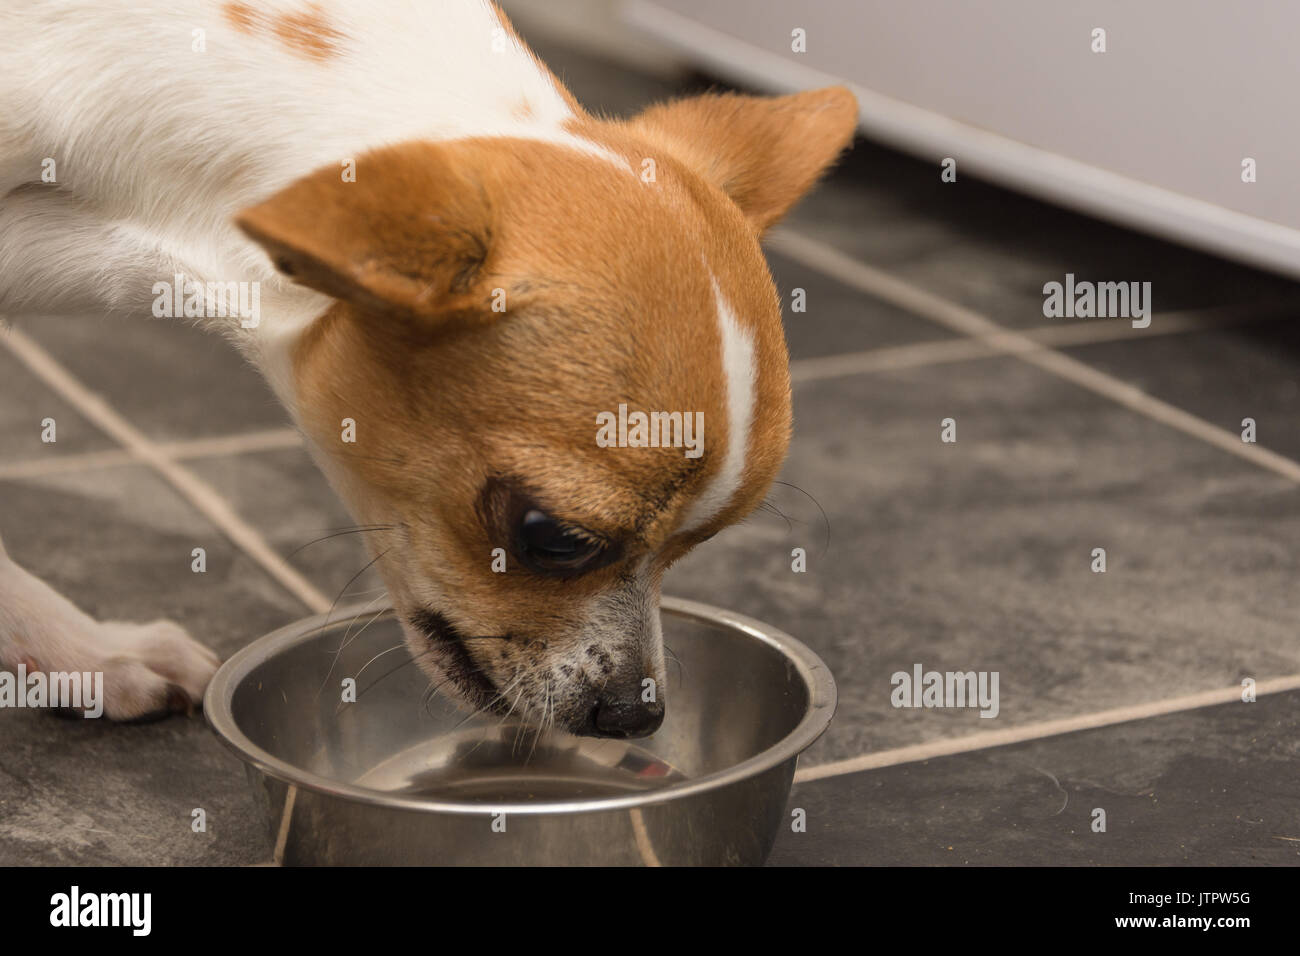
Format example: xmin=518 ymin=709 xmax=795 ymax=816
xmin=0 ymin=328 xmax=331 ymax=613
xmin=623 ymin=0 xmax=1300 ymax=280
xmin=796 ymin=673 xmax=1300 ymax=783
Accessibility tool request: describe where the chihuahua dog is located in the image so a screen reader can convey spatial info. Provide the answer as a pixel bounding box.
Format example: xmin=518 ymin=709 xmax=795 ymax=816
xmin=0 ymin=0 xmax=855 ymax=736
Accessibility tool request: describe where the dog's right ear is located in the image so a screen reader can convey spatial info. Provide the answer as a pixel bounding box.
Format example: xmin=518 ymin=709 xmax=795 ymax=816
xmin=628 ymin=86 xmax=857 ymax=235
xmin=235 ymin=142 xmax=497 ymax=321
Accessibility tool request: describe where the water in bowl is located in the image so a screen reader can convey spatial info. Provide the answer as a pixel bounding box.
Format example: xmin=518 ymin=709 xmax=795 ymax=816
xmin=353 ymin=723 xmax=689 ymax=802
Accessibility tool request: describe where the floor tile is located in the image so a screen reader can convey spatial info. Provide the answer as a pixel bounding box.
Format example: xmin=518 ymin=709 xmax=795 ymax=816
xmin=768 ymin=689 xmax=1300 ymax=865
xmin=0 ymin=344 xmax=117 ymax=463
xmin=0 ymin=468 xmax=305 ymax=865
xmin=12 ymin=314 xmax=289 ymax=443
xmin=0 ymin=708 xmax=268 ymax=866
xmin=769 ymin=251 xmax=954 ymax=360
xmin=0 ymin=468 xmax=306 ymax=650
xmin=187 ymin=446 xmax=386 ymax=605
xmin=4 ymin=26 xmax=1298 ymax=868
xmin=664 ymin=354 xmax=1300 ymax=767
xmin=1063 ymin=318 xmax=1300 ymax=461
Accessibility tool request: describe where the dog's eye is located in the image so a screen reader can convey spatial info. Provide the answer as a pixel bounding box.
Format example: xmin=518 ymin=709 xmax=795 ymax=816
xmin=516 ymin=509 xmax=606 ymax=574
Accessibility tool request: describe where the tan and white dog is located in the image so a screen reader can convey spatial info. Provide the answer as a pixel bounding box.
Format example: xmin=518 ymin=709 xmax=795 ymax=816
xmin=0 ymin=0 xmax=856 ymax=735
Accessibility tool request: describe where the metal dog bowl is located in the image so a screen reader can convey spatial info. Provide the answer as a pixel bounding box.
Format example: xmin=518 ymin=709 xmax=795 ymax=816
xmin=206 ymin=596 xmax=835 ymax=865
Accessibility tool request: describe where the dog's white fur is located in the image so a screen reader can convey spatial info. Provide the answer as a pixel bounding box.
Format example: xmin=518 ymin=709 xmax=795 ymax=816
xmin=0 ymin=0 xmax=603 ymax=400
xmin=0 ymin=0 xmax=608 ymax=718
xmin=680 ymin=280 xmax=756 ymax=533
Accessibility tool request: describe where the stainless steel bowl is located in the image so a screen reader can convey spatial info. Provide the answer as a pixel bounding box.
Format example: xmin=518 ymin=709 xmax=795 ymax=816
xmin=206 ymin=596 xmax=835 ymax=865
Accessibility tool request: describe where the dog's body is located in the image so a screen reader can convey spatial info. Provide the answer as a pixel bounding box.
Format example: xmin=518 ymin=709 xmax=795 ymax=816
xmin=0 ymin=0 xmax=605 ymax=394
xmin=0 ymin=0 xmax=856 ymax=733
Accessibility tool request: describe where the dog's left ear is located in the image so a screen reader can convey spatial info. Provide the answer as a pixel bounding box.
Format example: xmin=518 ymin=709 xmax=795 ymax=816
xmin=234 ymin=141 xmax=497 ymax=322
xmin=629 ymin=86 xmax=858 ymax=234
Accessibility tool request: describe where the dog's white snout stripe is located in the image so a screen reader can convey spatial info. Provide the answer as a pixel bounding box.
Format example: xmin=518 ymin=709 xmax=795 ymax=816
xmin=680 ymin=276 xmax=755 ymax=532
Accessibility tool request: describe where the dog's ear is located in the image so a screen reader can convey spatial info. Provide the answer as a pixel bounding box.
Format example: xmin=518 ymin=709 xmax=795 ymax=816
xmin=629 ymin=86 xmax=857 ymax=234
xmin=235 ymin=141 xmax=496 ymax=320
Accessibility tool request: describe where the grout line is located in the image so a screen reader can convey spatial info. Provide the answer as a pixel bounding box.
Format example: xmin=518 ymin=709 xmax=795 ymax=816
xmin=0 ymin=327 xmax=331 ymax=613
xmin=272 ymin=784 xmax=297 ymax=865
xmin=629 ymin=808 xmax=664 ymax=867
xmin=160 ymin=426 xmax=303 ymax=459
xmin=0 ymin=426 xmax=304 ymax=481
xmin=794 ymin=673 xmax=1300 ymax=784
xmin=0 ymin=447 xmax=138 ymax=480
xmin=788 ymin=305 xmax=1271 ymax=384
xmin=771 ymin=229 xmax=1300 ymax=483
xmin=0 ymin=304 xmax=1268 ymax=483
xmin=1021 ymin=305 xmax=1266 ymax=344
xmin=791 ymin=337 xmax=1003 ymax=383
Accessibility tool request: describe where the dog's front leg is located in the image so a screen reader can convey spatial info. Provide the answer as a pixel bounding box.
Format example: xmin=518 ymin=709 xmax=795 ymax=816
xmin=0 ymin=535 xmax=219 ymax=719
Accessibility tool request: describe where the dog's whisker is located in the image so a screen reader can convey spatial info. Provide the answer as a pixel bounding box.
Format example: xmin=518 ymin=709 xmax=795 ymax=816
xmin=284 ymin=525 xmax=395 ymax=560
xmin=347 ymin=646 xmax=437 ymax=706
xmin=353 ymin=642 xmax=408 ymax=682
xmin=315 ymin=591 xmax=390 ymax=700
xmin=332 ymin=642 xmax=418 ymax=716
xmin=473 ymin=680 xmax=527 ymax=762
xmin=453 ymin=667 xmax=523 ymax=732
xmin=420 ymin=673 xmax=459 ymax=719
xmin=314 ymin=548 xmax=394 ymax=695
xmin=324 ymin=548 xmax=392 ymax=626
xmin=756 ymin=498 xmax=793 ymax=534
xmin=663 ymin=643 xmax=685 ymax=685
xmin=512 ymin=694 xmax=536 ymax=756
xmin=540 ymin=683 xmax=552 ymax=751
xmin=771 ymin=479 xmax=832 ymax=557
xmin=499 ymin=682 xmax=527 ymax=728
xmin=336 ymin=597 xmax=391 ymax=656
xmin=525 ymin=679 xmax=551 ymax=764
xmin=337 ymin=589 xmax=389 ymax=633
xmin=457 ymin=667 xmax=526 ymax=760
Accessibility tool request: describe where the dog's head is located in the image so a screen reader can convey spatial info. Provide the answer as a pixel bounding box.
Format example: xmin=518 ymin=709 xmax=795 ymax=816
xmin=236 ymin=87 xmax=856 ymax=737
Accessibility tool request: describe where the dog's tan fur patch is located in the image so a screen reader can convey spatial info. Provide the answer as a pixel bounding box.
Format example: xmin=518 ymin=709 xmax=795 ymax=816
xmin=223 ymin=1 xmax=344 ymax=62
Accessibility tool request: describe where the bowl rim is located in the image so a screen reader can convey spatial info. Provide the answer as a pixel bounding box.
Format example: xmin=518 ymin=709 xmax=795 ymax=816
xmin=205 ymin=595 xmax=836 ymax=816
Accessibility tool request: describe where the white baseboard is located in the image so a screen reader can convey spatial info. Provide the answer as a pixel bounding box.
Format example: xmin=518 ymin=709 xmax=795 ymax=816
xmin=623 ymin=0 xmax=1300 ymax=282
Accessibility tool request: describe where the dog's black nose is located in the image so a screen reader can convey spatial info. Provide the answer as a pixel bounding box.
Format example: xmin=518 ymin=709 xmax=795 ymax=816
xmin=587 ymin=695 xmax=665 ymax=739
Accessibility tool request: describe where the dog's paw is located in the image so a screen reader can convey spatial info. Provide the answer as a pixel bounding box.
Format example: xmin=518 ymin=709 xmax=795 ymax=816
xmin=96 ymin=619 xmax=222 ymax=721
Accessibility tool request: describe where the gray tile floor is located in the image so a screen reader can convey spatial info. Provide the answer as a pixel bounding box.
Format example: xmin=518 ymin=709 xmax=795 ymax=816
xmin=1 ymin=38 xmax=1297 ymax=865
